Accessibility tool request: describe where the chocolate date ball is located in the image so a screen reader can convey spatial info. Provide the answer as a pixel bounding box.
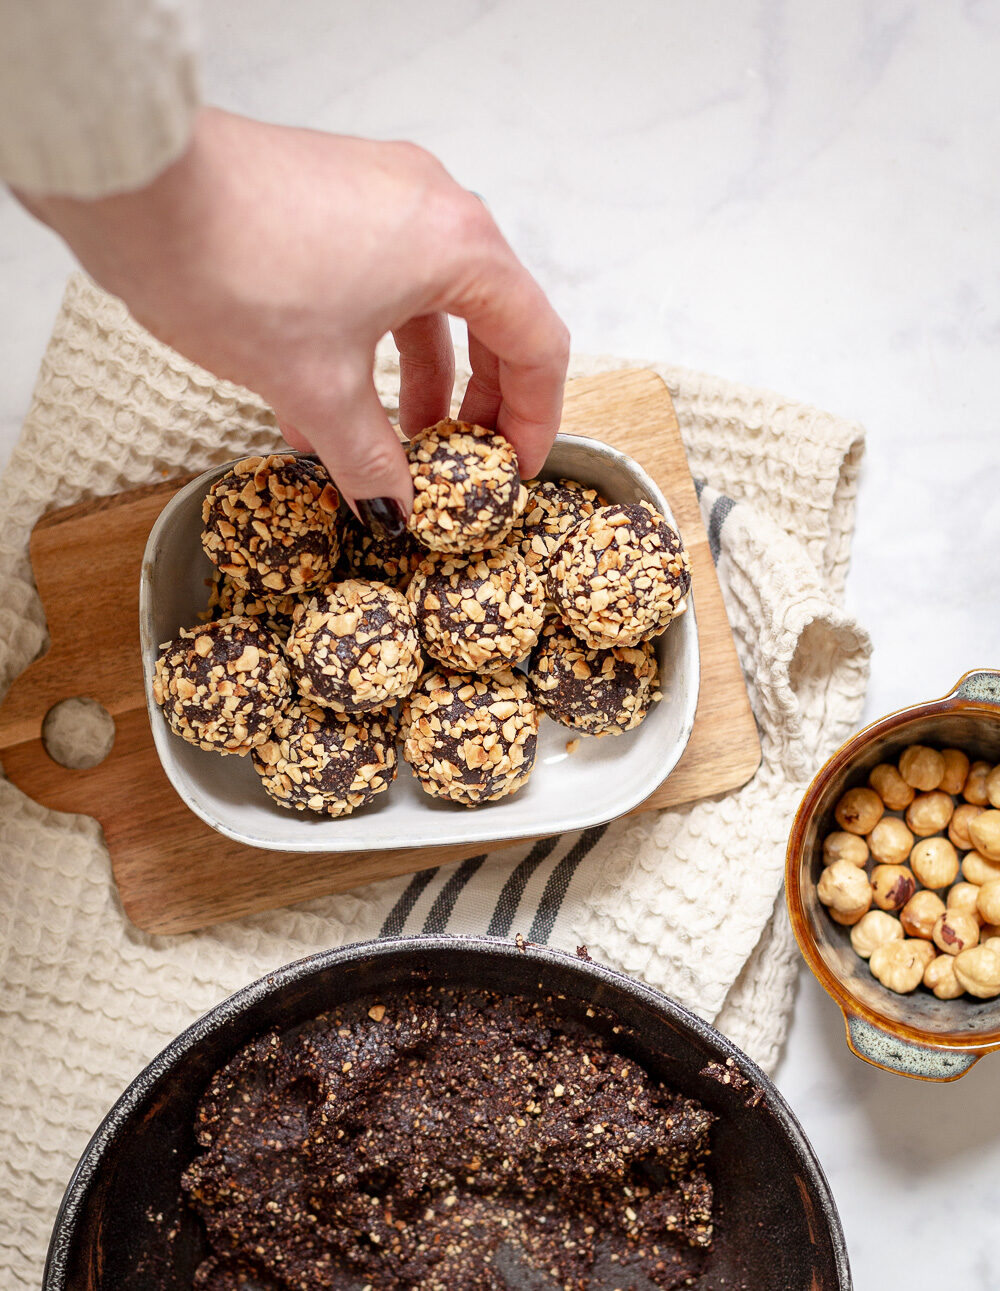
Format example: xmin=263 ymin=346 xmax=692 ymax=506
xmin=406 ymin=419 xmax=527 ymax=554
xmin=407 ymin=550 xmax=544 ymax=675
xmin=286 ymin=579 xmax=421 ymax=714
xmin=252 ymin=698 xmax=397 ymax=817
xmin=201 ymin=454 xmax=340 ymax=596
xmin=400 ymin=668 xmax=539 ymax=806
xmin=338 ymin=506 xmax=426 ymax=591
xmin=503 ymin=477 xmax=608 ymax=578
xmin=548 ymin=501 xmax=691 ymax=649
xmin=152 ymin=616 xmax=290 ymax=755
xmin=527 ymin=619 xmax=660 ymax=736
xmin=202 ymin=567 xmax=304 ymax=640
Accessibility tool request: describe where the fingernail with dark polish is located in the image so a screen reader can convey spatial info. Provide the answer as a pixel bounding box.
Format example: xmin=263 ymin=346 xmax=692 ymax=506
xmin=358 ymin=497 xmax=407 ymax=541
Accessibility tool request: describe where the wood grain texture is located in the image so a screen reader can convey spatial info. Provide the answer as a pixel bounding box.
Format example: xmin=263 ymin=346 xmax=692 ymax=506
xmin=0 ymin=370 xmax=760 ymax=934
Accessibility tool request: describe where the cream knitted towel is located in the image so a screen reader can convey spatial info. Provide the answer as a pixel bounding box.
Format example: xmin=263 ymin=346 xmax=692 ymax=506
xmin=0 ymin=275 xmax=870 ymax=1288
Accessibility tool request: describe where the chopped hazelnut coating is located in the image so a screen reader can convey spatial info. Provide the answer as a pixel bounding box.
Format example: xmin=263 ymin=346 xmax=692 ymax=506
xmin=850 ymin=910 xmax=903 ymax=959
xmin=400 ymin=668 xmax=539 ymax=807
xmin=899 ymin=745 xmax=945 ymax=791
xmin=502 ymin=476 xmax=608 ymax=577
xmin=871 ymin=864 xmax=916 ymax=912
xmin=963 ymin=760 xmax=992 ymax=805
xmin=900 ymin=890 xmax=946 ymax=940
xmin=547 ymin=501 xmax=691 ymax=649
xmin=200 ymin=566 xmax=304 ymax=640
xmin=868 ymin=762 xmax=914 ymax=811
xmin=968 ymin=809 xmax=1000 ymax=861
xmin=286 ymin=579 xmax=421 ymax=713
xmin=949 ymin=802 xmax=984 ymax=850
xmin=940 ymin=748 xmax=971 ymax=796
xmin=924 ymin=954 xmax=964 ymax=999
xmin=181 ymin=987 xmax=715 ymax=1290
xmin=338 ymin=506 xmax=426 ymax=590
xmin=962 ymin=850 xmax=1000 ymax=885
xmin=201 ymin=454 xmax=340 ymax=596
xmin=252 ymin=698 xmax=397 ymax=817
xmin=953 ymin=943 xmax=1000 ymax=998
xmin=406 ymin=419 xmax=528 ymax=554
xmin=910 ymin=837 xmax=960 ymax=889
xmin=932 ymin=910 xmax=980 ymax=956
xmin=870 ymin=940 xmax=929 ymax=993
xmin=407 ymin=550 xmax=544 ymax=674
xmin=817 ymin=860 xmax=872 ymax=922
xmin=152 ymin=616 xmax=290 ymax=755
xmin=834 ymin=786 xmax=884 ymax=835
xmin=823 ymin=831 xmax=869 ymax=867
xmin=905 ymin=790 xmax=954 ymax=837
xmin=976 ymin=879 xmax=1000 ymax=925
xmin=528 ymin=617 xmax=660 ymax=736
xmin=867 ymin=816 xmax=913 ymax=865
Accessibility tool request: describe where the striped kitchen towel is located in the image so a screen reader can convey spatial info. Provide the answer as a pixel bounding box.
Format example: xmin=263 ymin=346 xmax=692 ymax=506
xmin=0 ymin=275 xmax=869 ymax=1289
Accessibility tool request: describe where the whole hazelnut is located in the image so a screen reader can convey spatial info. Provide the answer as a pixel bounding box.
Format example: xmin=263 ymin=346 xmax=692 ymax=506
xmin=899 ymin=745 xmax=945 ymax=791
xmin=822 ymin=831 xmax=869 ymax=868
xmin=962 ymin=850 xmax=1000 ymax=886
xmin=834 ymin=787 xmax=884 ymax=835
xmin=963 ymin=761 xmax=992 ymax=806
xmin=870 ymin=864 xmax=916 ymax=912
xmin=900 ymin=890 xmax=946 ymax=940
xmin=932 ymin=910 xmax=980 ymax=956
xmin=976 ymin=879 xmax=1000 ymax=926
xmin=869 ymin=940 xmax=931 ymax=994
xmin=968 ymin=810 xmax=1000 ymax=861
xmin=923 ymin=954 xmax=964 ymax=1000
xmin=909 ymin=837 xmax=960 ymax=890
xmin=911 ymin=938 xmax=937 ymax=970
xmin=817 ymin=860 xmax=872 ymax=924
xmin=948 ymin=803 xmax=984 ymax=851
xmin=850 ymin=911 xmax=903 ymax=960
xmin=905 ymin=791 xmax=954 ymax=837
xmin=939 ymin=748 xmax=971 ymax=797
xmin=953 ymin=943 xmax=1000 ymax=999
xmin=867 ymin=817 xmax=914 ymax=866
xmin=987 ymin=765 xmax=1000 ymax=810
xmin=868 ymin=763 xmax=914 ymax=811
xmin=947 ymin=882 xmax=983 ymax=919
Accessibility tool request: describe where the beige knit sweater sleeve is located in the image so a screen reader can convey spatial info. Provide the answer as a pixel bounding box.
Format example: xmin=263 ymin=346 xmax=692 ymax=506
xmin=0 ymin=0 xmax=200 ymax=199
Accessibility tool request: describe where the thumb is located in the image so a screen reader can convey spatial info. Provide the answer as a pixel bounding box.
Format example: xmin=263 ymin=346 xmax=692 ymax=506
xmin=290 ymin=380 xmax=414 ymax=540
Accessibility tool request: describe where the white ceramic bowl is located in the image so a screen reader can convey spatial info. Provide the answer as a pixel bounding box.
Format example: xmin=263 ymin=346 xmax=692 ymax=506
xmin=140 ymin=435 xmax=700 ymax=852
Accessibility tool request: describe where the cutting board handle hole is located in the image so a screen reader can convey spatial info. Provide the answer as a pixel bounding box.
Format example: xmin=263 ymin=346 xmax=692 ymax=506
xmin=42 ymin=697 xmax=116 ymax=770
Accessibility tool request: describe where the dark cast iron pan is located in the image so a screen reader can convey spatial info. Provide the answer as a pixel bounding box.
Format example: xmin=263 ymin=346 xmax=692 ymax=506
xmin=44 ymin=936 xmax=851 ymax=1290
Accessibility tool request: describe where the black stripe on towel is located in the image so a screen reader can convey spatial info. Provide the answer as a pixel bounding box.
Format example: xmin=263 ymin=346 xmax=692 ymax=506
xmin=693 ymin=478 xmax=706 ymax=499
xmin=707 ymin=493 xmax=735 ymax=565
xmin=379 ymin=867 xmax=438 ymax=938
xmin=422 ymin=854 xmax=489 ymax=933
xmin=528 ymin=824 xmax=609 ymax=944
xmin=486 ymin=836 xmax=561 ymax=937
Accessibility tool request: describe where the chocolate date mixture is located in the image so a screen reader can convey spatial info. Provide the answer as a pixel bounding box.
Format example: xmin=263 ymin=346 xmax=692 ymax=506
xmin=183 ymin=988 xmax=715 ymax=1291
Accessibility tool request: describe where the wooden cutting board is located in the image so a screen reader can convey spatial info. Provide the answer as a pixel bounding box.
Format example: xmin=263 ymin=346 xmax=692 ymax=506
xmin=0 ymin=370 xmax=760 ymax=934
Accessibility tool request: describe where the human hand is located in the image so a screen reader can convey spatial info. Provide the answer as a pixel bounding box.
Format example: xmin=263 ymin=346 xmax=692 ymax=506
xmin=18 ymin=108 xmax=569 ymax=536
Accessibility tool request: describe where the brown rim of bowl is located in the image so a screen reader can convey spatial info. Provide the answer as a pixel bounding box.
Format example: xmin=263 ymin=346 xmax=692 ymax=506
xmin=786 ymin=668 xmax=1000 ymax=1068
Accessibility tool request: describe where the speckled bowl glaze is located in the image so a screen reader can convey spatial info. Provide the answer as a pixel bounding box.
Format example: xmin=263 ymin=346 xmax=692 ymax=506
xmin=787 ymin=668 xmax=1000 ymax=1082
xmin=44 ymin=938 xmax=850 ymax=1290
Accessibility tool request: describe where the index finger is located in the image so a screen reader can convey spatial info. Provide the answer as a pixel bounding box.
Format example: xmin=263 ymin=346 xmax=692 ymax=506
xmin=447 ymin=241 xmax=569 ymax=479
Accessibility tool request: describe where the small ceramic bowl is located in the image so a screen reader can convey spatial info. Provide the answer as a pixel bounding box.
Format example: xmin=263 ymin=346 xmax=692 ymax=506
xmin=140 ymin=435 xmax=700 ymax=853
xmin=786 ymin=668 xmax=1000 ymax=1081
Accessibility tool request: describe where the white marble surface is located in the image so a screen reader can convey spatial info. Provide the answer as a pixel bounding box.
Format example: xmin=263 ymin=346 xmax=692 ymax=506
xmin=2 ymin=1 xmax=1000 ymax=1286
